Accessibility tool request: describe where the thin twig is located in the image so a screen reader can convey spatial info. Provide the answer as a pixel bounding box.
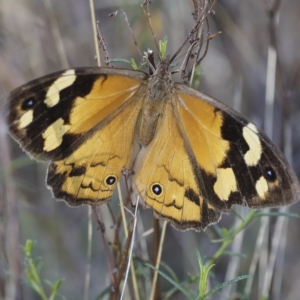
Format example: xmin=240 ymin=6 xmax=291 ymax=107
xmin=120 ymin=197 xmax=140 ymax=300
xmin=260 ymin=0 xmax=281 ymax=297
xmin=83 ymin=2 xmax=103 ymax=298
xmin=83 ymin=207 xmax=93 ymax=300
xmin=118 ymin=179 xmax=128 ymax=238
xmin=1 ymin=99 xmax=21 ymax=300
xmin=170 ymin=0 xmax=214 ymax=64
xmin=96 ymin=22 xmax=112 ymax=66
xmin=141 ymin=1 xmax=160 ymax=57
xmin=120 ymin=169 xmax=140 ymax=299
xmin=89 ymin=0 xmax=101 ymax=66
xmin=151 ymin=217 xmax=160 ymax=299
xmin=149 ymin=221 xmax=167 ymax=300
xmin=120 ymin=9 xmax=142 ymax=58
xmin=93 ymin=207 xmax=116 ymax=287
xmin=43 ymin=0 xmax=69 ymax=68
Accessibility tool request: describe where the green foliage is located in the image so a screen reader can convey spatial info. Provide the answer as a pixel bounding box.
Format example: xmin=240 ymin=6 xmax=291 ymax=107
xmin=147 ymin=251 xmax=249 ymax=299
xmin=191 ymin=65 xmax=202 ymax=89
xmin=108 ymin=36 xmax=169 ymax=71
xmin=144 ymin=209 xmax=298 ymax=299
xmin=107 ymin=58 xmax=147 ymax=70
xmin=159 ymin=36 xmax=168 ymax=59
xmin=22 ymin=240 xmax=65 ymax=300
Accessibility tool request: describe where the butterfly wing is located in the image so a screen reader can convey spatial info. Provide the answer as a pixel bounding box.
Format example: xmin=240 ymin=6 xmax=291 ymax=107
xmin=132 ymin=83 xmax=300 ymax=231
xmin=132 ymin=98 xmax=222 ymax=231
xmin=9 ymin=68 xmax=148 ymax=205
xmin=175 ymin=84 xmax=300 ymax=209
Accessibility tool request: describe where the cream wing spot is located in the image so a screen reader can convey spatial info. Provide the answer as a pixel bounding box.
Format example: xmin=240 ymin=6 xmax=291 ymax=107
xmin=214 ymin=168 xmax=238 ymax=201
xmin=42 ymin=118 xmax=71 ymax=151
xmin=44 ymin=69 xmax=76 ymax=107
xmin=243 ymin=123 xmax=262 ymax=166
xmin=18 ymin=109 xmax=33 ymax=129
xmin=255 ymin=176 xmax=269 ymax=200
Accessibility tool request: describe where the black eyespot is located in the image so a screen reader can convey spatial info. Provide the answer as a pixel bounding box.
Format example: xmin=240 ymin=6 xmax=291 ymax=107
xmin=264 ymin=167 xmax=277 ymax=182
xmin=151 ymin=183 xmax=163 ymax=196
xmin=105 ymin=175 xmax=117 ymax=186
xmin=21 ymin=98 xmax=36 ymax=110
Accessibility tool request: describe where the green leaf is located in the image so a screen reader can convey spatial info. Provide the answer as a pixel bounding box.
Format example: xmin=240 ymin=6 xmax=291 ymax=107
xmin=255 ymin=212 xmax=299 ymax=218
xmin=107 ymin=58 xmax=133 ymax=65
xmin=191 ymin=65 xmax=202 ymax=89
xmin=95 ymin=286 xmax=113 ymax=300
xmin=23 ymin=239 xmax=33 ymax=257
xmin=48 ymin=279 xmax=65 ymax=300
xmin=197 ymin=275 xmax=250 ymax=300
xmin=196 ymin=250 xmax=215 ymax=298
xmin=106 ymin=58 xmax=147 ymax=70
xmin=222 ymin=251 xmax=247 ymax=259
xmin=21 ymin=239 xmax=64 ymax=300
xmin=160 ymin=261 xmax=179 ymax=282
xmin=145 ymin=263 xmax=195 ymax=299
xmin=159 ymin=36 xmax=168 ymax=58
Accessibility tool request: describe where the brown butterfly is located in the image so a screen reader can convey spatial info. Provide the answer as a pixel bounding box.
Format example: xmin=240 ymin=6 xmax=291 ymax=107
xmin=8 ymin=56 xmax=300 ymax=231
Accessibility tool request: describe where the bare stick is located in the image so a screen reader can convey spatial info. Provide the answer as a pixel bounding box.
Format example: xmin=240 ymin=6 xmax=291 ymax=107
xmin=89 ymin=0 xmax=101 ymax=66
xmin=170 ymin=0 xmax=213 ymax=64
xmin=93 ymin=207 xmax=116 ymax=287
xmin=96 ymin=21 xmax=111 ymax=66
xmin=141 ymin=1 xmax=160 ymax=57
xmin=149 ymin=221 xmax=167 ymax=300
xmin=120 ymin=196 xmax=140 ymax=300
xmin=83 ymin=207 xmax=93 ymax=300
xmin=120 ymin=9 xmax=142 ymax=57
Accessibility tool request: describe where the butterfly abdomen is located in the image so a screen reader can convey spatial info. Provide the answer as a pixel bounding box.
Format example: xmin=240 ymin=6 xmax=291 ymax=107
xmin=138 ymin=103 xmax=161 ymax=147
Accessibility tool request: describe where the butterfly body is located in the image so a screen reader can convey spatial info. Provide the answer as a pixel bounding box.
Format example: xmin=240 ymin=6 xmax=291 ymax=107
xmin=9 ymin=62 xmax=300 ymax=230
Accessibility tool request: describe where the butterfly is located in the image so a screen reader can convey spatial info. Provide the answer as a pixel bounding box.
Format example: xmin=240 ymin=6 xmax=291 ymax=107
xmin=8 ymin=56 xmax=300 ymax=231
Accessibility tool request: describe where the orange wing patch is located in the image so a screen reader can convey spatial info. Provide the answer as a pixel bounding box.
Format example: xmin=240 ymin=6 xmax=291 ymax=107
xmin=133 ymin=101 xmax=221 ymax=230
xmin=176 ymin=92 xmax=230 ymax=174
xmin=47 ymin=89 xmax=143 ymax=205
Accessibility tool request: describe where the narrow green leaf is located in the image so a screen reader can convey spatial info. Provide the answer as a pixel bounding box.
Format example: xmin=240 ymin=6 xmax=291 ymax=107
xmin=159 ymin=36 xmax=168 ymax=58
xmin=222 ymin=251 xmax=247 ymax=259
xmin=255 ymin=212 xmax=299 ymax=218
xmin=145 ymin=263 xmax=195 ymax=299
xmin=199 ymin=275 xmax=250 ymax=300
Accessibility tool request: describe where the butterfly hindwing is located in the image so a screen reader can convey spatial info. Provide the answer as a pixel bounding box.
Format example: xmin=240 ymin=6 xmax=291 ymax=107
xmin=132 ymin=98 xmax=221 ymax=231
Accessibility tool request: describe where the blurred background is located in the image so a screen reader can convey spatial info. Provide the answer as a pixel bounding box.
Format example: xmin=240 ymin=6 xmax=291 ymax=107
xmin=1 ymin=0 xmax=300 ymax=299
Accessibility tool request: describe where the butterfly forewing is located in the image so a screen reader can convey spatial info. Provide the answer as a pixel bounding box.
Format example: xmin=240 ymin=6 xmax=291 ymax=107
xmin=175 ymin=84 xmax=300 ymax=210
xmin=9 ymin=68 xmax=149 ymax=205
